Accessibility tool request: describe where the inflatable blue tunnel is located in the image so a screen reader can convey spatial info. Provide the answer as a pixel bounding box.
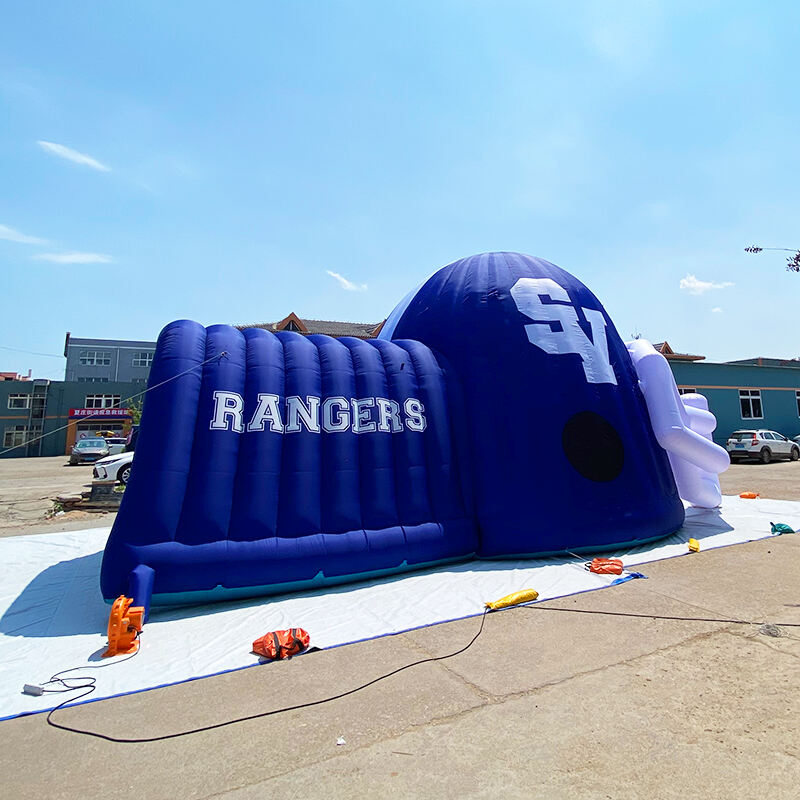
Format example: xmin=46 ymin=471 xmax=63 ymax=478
xmin=101 ymin=252 xmax=685 ymax=610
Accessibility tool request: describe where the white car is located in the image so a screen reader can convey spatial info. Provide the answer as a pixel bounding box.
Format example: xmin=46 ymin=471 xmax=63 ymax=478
xmin=93 ymin=451 xmax=134 ymax=484
xmin=104 ymin=437 xmax=128 ymax=455
xmin=726 ymin=429 xmax=799 ymax=464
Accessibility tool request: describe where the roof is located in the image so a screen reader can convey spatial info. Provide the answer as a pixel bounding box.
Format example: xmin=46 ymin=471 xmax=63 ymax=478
xmin=652 ymin=341 xmax=705 ymax=362
xmin=64 ymin=332 xmax=156 ymax=356
xmin=724 ymin=357 xmax=800 ymax=368
xmin=237 ymin=313 xmax=382 ymax=339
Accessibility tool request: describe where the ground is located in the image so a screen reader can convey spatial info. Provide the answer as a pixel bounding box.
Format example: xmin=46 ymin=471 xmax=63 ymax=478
xmin=0 ymin=455 xmax=116 ymax=537
xmin=0 ymin=456 xmax=798 ymax=798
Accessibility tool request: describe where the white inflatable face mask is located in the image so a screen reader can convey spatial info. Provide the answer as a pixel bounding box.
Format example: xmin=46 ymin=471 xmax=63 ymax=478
xmin=626 ymin=338 xmax=729 ymax=508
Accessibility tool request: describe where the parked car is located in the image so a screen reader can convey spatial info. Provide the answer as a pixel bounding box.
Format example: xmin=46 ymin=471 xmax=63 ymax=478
xmin=104 ymin=437 xmax=128 ymax=455
xmin=93 ymin=450 xmax=133 ymax=484
xmin=70 ymin=438 xmax=110 ymax=465
xmin=125 ymin=424 xmax=139 ymax=452
xmin=726 ymin=429 xmax=800 ymax=463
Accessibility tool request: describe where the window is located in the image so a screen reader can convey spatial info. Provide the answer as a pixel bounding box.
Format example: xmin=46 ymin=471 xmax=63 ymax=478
xmin=7 ymin=394 xmax=31 ymax=409
xmin=84 ymin=394 xmax=121 ymax=409
xmin=3 ymin=424 xmax=40 ymax=448
xmin=739 ymin=389 xmax=763 ymax=419
xmin=678 ymin=388 xmax=697 ymax=395
xmin=796 ymin=390 xmax=800 ymax=417
xmin=78 ymin=377 xmax=110 ymax=383
xmin=79 ymin=350 xmax=111 ymax=366
xmin=285 ymin=321 xmax=301 ymax=332
xmin=132 ymin=351 xmax=154 ymax=368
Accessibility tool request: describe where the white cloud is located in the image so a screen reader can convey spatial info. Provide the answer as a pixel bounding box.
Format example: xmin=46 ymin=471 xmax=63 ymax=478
xmin=326 ymin=270 xmax=367 ymax=292
xmin=711 ymin=307 xmax=723 ymax=313
xmin=679 ymin=274 xmax=734 ymax=295
xmin=37 ymin=140 xmax=110 ymax=172
xmin=0 ymin=223 xmax=47 ymax=245
xmin=33 ymin=252 xmax=113 ymax=264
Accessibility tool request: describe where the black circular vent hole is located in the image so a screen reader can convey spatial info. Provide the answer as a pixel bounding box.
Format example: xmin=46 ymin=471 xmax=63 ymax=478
xmin=562 ymin=411 xmax=625 ymax=482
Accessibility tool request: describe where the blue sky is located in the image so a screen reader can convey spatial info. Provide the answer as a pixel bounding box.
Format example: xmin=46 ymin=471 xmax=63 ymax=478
xmin=1 ymin=1 xmax=798 ymax=380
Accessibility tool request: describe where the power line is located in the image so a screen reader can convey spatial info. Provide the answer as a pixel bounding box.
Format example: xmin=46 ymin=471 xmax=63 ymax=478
xmin=0 ymin=344 xmax=65 ymax=358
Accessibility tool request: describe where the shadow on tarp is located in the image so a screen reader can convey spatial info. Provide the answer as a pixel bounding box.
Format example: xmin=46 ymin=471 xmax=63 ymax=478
xmin=0 ymin=508 xmax=735 ymax=639
xmin=0 ymin=551 xmax=108 ymax=639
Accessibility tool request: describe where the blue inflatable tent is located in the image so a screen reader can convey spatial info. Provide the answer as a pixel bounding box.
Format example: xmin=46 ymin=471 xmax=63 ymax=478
xmin=101 ymin=252 xmax=685 ymax=611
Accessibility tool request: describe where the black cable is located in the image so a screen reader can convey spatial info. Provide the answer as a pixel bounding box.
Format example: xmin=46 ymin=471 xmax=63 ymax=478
xmin=43 ymin=601 xmax=800 ymax=744
xmin=46 ymin=609 xmax=490 ymax=743
xmin=520 ymin=604 xmax=800 ymax=627
xmin=39 ymin=641 xmax=141 ymax=711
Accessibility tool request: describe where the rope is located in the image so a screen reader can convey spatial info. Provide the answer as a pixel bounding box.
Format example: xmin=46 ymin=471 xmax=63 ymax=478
xmin=0 ymin=351 xmax=228 ymax=457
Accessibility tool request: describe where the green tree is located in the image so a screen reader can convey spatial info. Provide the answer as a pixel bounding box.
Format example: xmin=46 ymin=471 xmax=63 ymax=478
xmin=744 ymin=246 xmax=800 ymax=272
xmin=127 ymin=399 xmax=143 ymax=424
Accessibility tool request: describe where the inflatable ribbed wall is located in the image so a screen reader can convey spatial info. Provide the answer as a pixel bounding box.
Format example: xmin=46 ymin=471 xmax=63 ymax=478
xmin=100 ymin=322 xmax=477 ymax=606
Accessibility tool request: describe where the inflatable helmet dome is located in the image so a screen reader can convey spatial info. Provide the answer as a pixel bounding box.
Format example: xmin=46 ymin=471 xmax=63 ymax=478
xmin=379 ymin=251 xmax=684 ymax=556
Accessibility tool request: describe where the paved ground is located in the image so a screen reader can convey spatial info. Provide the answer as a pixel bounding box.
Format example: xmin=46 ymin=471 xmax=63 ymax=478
xmin=1 ymin=456 xmax=799 ymax=798
xmin=2 ymin=535 xmax=798 ymax=799
xmin=718 ymin=459 xmax=800 ymax=501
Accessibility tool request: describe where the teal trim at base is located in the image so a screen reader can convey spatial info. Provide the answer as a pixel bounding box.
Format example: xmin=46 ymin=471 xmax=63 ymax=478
xmin=480 ymin=530 xmax=679 ymax=561
xmin=102 ymin=532 xmax=679 ymax=607
xmin=104 ymin=554 xmax=474 ymax=608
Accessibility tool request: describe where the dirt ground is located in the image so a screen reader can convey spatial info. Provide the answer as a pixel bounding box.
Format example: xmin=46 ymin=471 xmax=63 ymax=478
xmin=0 ymin=454 xmax=796 ymax=538
xmin=0 ymin=455 xmax=117 ymax=536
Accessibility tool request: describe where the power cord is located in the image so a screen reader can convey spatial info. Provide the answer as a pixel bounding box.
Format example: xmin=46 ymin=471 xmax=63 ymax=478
xmin=42 ymin=600 xmax=800 ymax=744
xmin=46 ymin=609 xmax=490 ymax=743
xmin=27 ymin=637 xmax=142 ymax=720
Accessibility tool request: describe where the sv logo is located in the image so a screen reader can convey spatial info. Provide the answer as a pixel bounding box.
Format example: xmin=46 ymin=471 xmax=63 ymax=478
xmin=510 ymin=278 xmax=617 ymax=385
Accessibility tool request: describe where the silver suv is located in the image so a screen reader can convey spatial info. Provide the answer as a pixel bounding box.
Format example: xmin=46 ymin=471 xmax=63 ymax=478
xmin=726 ymin=429 xmax=799 ymax=464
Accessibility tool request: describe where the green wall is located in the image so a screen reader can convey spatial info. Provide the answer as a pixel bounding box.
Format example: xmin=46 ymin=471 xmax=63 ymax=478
xmin=668 ymin=361 xmax=800 ymax=444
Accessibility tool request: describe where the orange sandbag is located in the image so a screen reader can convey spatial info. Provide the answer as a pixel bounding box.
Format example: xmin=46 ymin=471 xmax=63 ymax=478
xmin=739 ymin=492 xmax=760 ymax=499
xmin=588 ymin=557 xmax=624 ymax=575
xmin=252 ymin=628 xmax=310 ymax=660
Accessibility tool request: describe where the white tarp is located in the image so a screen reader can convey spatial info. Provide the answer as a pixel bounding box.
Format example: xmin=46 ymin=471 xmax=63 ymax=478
xmin=1 ymin=495 xmax=797 ymax=721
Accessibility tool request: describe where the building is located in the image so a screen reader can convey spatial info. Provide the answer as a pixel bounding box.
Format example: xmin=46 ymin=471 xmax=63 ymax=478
xmin=1 ymin=379 xmax=137 ymax=458
xmin=237 ymin=313 xmax=382 ymax=338
xmin=658 ymin=341 xmax=800 ymax=444
xmin=64 ymin=333 xmax=157 ymax=384
xmin=8 ymin=325 xmax=798 ymax=458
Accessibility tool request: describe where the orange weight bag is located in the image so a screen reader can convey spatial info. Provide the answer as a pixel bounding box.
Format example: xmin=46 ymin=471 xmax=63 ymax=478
xmin=252 ymin=628 xmax=310 ymax=660
xmin=587 ymin=557 xmax=624 ymax=575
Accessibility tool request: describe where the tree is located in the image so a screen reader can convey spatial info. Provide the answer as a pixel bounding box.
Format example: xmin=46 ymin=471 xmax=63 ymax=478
xmin=744 ymin=246 xmax=800 ymax=272
xmin=127 ymin=398 xmax=143 ymax=424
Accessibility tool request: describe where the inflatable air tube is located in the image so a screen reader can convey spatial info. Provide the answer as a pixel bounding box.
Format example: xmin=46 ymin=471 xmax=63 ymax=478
xmin=626 ymin=338 xmax=728 ymax=508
